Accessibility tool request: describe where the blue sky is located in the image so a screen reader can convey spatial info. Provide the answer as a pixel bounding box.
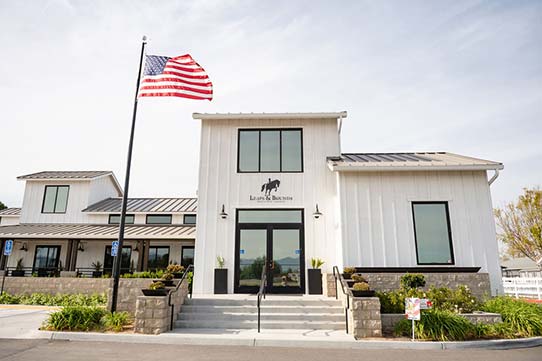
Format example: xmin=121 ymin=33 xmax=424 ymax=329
xmin=0 ymin=0 xmax=540 ymax=208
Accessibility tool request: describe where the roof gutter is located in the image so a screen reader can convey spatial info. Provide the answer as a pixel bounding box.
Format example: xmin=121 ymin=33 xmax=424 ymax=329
xmin=192 ymin=112 xmax=348 ymax=120
xmin=488 ymin=169 xmax=500 ymax=186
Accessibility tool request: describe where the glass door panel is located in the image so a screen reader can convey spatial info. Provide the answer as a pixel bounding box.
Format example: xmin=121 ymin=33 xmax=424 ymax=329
xmin=270 ymin=229 xmax=302 ymax=292
xmin=238 ymin=229 xmax=267 ymax=289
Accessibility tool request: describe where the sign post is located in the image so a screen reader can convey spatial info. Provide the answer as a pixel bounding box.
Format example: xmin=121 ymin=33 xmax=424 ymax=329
xmin=1 ymin=240 xmax=13 ymax=294
xmin=405 ymin=297 xmax=421 ymax=341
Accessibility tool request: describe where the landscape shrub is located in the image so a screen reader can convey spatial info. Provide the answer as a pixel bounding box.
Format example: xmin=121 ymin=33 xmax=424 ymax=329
xmin=394 ymin=309 xmax=475 ymax=341
xmin=0 ymin=292 xmax=106 ymax=306
xmin=400 ymin=273 xmax=426 ymax=289
xmin=44 ymin=306 xmax=107 ymax=331
xmin=377 ymin=285 xmax=479 ymax=314
xmin=101 ymin=311 xmax=131 ymax=332
xmin=120 ymin=270 xmax=165 ymax=278
xmin=481 ymin=297 xmax=542 ymax=337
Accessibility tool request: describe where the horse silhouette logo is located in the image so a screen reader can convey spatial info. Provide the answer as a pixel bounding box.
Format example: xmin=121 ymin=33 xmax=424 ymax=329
xmin=261 ymin=178 xmax=280 ymax=196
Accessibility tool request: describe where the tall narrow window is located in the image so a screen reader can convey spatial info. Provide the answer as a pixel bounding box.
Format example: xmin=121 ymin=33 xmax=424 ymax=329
xmin=104 ymin=246 xmax=132 ymax=274
xmin=412 ymin=202 xmax=454 ymax=265
xmin=42 ymin=186 xmax=69 ymax=213
xmin=148 ymin=246 xmax=170 ymax=270
xmin=181 ymin=246 xmax=195 ymax=268
xmin=238 ymin=129 xmax=303 ymax=172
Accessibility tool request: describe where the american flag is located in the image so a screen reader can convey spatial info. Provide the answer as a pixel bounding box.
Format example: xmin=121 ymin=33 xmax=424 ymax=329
xmin=139 ymin=54 xmax=213 ymax=100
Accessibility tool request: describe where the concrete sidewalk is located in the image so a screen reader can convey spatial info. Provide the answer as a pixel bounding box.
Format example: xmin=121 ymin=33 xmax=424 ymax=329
xmin=2 ymin=306 xmax=542 ymax=350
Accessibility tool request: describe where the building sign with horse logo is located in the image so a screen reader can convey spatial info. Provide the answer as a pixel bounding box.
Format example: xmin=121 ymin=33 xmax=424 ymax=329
xmin=249 ymin=178 xmax=293 ymax=202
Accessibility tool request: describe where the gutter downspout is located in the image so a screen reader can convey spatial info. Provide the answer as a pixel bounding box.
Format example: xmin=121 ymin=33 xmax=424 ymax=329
xmin=488 ymin=169 xmax=500 ymax=186
xmin=338 ymin=115 xmax=343 ymax=154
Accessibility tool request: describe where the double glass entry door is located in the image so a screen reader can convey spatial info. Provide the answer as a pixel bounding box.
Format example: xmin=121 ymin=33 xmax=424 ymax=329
xmin=235 ymin=210 xmax=305 ymax=294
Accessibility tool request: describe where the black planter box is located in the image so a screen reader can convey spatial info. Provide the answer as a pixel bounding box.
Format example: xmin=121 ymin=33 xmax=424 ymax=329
xmin=308 ymin=269 xmax=323 ymax=295
xmin=92 ymin=271 xmax=103 ymax=278
xmin=346 ymin=280 xmax=356 ymax=287
xmin=154 ymin=279 xmax=174 ymax=287
xmin=214 ymin=268 xmax=228 ymax=294
xmin=173 ymin=272 xmax=183 ymax=279
xmin=11 ymin=270 xmax=25 ymax=277
xmin=343 ymin=273 xmax=353 ymax=280
xmin=141 ymin=289 xmax=169 ymax=296
xmin=351 ymin=290 xmax=376 ymax=297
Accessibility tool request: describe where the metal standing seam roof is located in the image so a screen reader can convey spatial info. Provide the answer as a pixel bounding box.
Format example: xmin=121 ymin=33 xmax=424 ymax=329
xmin=17 ymin=171 xmax=113 ymax=180
xmin=327 ymin=152 xmax=503 ymax=171
xmin=0 ymin=208 xmax=21 ymax=216
xmin=82 ymin=198 xmax=197 ymax=213
xmin=0 ymin=224 xmax=196 ymax=240
xmin=192 ymin=111 xmax=347 ymax=120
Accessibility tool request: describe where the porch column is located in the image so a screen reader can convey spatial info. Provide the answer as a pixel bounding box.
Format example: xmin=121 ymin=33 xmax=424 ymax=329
xmin=0 ymin=239 xmax=5 ymax=270
xmin=142 ymin=240 xmax=150 ymax=271
xmin=136 ymin=240 xmax=144 ymax=271
xmin=65 ymin=240 xmax=73 ymax=271
xmin=70 ymin=240 xmax=80 ymax=271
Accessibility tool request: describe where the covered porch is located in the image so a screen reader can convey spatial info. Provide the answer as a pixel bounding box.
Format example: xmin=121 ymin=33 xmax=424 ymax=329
xmin=0 ymin=224 xmax=195 ymax=277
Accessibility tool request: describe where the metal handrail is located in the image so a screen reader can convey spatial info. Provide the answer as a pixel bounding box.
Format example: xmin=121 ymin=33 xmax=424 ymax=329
xmin=256 ymin=264 xmax=267 ymax=333
xmin=168 ymin=264 xmax=193 ymax=330
xmin=332 ymin=266 xmax=351 ymax=334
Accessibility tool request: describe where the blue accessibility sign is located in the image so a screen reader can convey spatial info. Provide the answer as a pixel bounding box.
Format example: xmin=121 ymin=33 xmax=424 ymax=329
xmin=3 ymin=240 xmax=13 ymax=256
xmin=111 ymin=241 xmax=119 ymax=257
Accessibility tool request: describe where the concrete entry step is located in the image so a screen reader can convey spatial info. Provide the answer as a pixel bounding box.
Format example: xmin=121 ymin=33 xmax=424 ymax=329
xmin=178 ymin=312 xmax=345 ymax=322
xmin=176 ymin=295 xmax=346 ymax=331
xmin=179 ymin=305 xmax=344 ymax=314
xmin=174 ymin=319 xmax=345 ymax=330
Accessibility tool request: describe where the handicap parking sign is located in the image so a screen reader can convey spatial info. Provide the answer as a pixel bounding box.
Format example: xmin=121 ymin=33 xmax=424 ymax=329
xmin=111 ymin=241 xmax=119 ymax=257
xmin=3 ymin=240 xmax=13 ymax=256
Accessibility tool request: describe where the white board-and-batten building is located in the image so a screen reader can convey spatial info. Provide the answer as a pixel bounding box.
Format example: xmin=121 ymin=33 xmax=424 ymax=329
xmin=0 ymin=111 xmax=504 ymax=296
xmin=192 ymin=112 xmax=503 ymax=295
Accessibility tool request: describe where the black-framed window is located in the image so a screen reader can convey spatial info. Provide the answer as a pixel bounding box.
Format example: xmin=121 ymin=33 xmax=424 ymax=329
xmin=148 ymin=246 xmax=170 ymax=270
xmin=238 ymin=129 xmax=303 ymax=173
xmin=33 ymin=245 xmax=61 ymax=270
xmin=412 ymin=202 xmax=454 ymax=265
xmin=181 ymin=246 xmax=194 ymax=268
xmin=146 ymin=215 xmax=172 ymax=224
xmin=183 ymin=214 xmax=196 ymax=225
xmin=104 ymin=246 xmax=132 ymax=274
xmin=41 ymin=185 xmax=69 ymax=213
xmin=108 ymin=214 xmax=135 ymax=224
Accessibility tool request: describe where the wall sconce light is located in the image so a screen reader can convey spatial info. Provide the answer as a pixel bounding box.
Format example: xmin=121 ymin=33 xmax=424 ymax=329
xmin=134 ymin=245 xmax=139 ymax=253
xmin=19 ymin=242 xmax=28 ymax=252
xmin=313 ymin=204 xmax=323 ymax=219
xmin=219 ymin=204 xmax=228 ymax=219
xmin=77 ymin=242 xmax=85 ymax=252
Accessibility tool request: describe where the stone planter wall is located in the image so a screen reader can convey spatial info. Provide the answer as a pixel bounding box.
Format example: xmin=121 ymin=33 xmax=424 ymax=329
xmin=324 ymin=272 xmax=491 ymax=299
xmin=381 ymin=312 xmax=503 ymax=334
xmin=0 ymin=276 xmax=152 ymax=315
xmin=134 ymin=279 xmax=189 ymax=335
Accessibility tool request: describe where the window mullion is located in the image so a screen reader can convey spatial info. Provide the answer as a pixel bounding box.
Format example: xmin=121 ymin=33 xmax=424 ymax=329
xmin=258 ymin=130 xmax=261 ymax=172
xmin=279 ymin=130 xmax=283 ymax=172
xmin=53 ymin=187 xmax=59 ymax=213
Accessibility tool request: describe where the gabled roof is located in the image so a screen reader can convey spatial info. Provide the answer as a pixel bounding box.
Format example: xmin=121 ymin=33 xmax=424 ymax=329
xmin=0 ymin=224 xmax=196 ymax=240
xmin=83 ymin=198 xmax=197 ymax=213
xmin=327 ymin=152 xmax=503 ymax=172
xmin=17 ymin=171 xmax=123 ymax=196
xmin=17 ymin=171 xmax=113 ymax=180
xmin=193 ymin=111 xmax=347 ymax=120
xmin=0 ymin=208 xmax=21 ymax=216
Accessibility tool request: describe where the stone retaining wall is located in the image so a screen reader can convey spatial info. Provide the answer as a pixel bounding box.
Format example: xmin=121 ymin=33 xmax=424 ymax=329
xmin=348 ymin=297 xmax=382 ymax=339
xmin=381 ymin=312 xmax=503 ymax=334
xmin=324 ymin=272 xmax=491 ymax=299
xmin=1 ymin=276 xmax=152 ymax=315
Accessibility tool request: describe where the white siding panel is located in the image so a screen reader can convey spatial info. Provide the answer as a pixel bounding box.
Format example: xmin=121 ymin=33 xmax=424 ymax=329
xmin=338 ymin=170 xmax=502 ymax=294
xmin=194 ymin=118 xmax=341 ymax=294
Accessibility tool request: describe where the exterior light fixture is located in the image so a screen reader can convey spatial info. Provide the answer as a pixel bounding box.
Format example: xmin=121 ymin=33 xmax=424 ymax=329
xmin=219 ymin=204 xmax=228 ymax=219
xmin=313 ymin=204 xmax=323 ymax=219
xmin=134 ymin=245 xmax=139 ymax=253
xmin=19 ymin=242 xmax=28 ymax=252
xmin=77 ymin=242 xmax=85 ymax=252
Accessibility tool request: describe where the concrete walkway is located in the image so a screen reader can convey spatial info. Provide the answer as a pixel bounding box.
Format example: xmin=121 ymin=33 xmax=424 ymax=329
xmin=2 ymin=305 xmax=542 ymax=350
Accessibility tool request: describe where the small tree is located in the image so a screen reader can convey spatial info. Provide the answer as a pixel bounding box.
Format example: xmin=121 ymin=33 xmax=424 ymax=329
xmin=495 ymin=188 xmax=542 ymax=267
xmin=0 ymin=201 xmax=6 ymax=210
